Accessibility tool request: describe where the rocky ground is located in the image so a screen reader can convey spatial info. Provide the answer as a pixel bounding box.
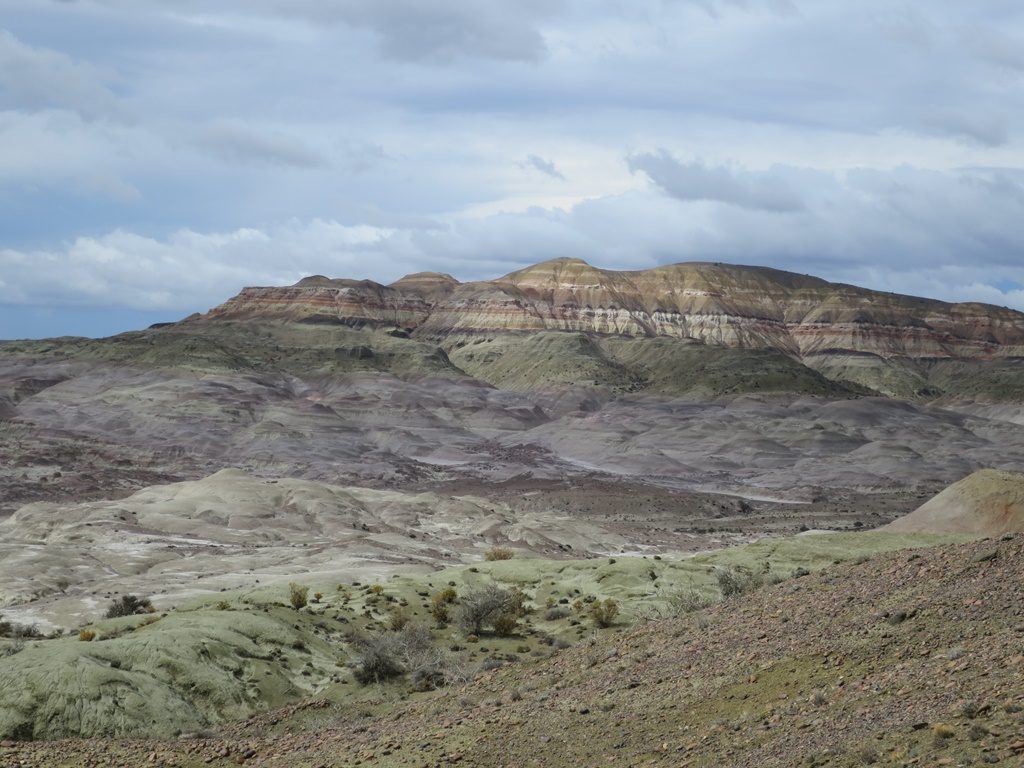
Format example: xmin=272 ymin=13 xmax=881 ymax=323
xmin=3 ymin=535 xmax=1022 ymax=767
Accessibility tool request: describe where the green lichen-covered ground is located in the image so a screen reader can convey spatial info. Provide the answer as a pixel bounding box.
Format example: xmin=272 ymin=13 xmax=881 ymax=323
xmin=6 ymin=533 xmax=1020 ymax=768
xmin=0 ymin=530 xmax=964 ymax=744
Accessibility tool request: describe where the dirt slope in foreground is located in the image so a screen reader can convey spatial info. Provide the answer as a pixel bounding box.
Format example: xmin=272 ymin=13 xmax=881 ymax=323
xmin=5 ymin=535 xmax=1023 ymax=767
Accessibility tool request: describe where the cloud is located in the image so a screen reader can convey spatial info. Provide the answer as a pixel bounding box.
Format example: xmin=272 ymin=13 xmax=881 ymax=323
xmin=340 ymin=141 xmax=389 ymax=174
xmin=674 ymin=0 xmax=799 ymax=20
xmin=0 ymin=30 xmax=120 ymax=119
xmin=920 ymin=111 xmax=1009 ymax=148
xmin=3 ymin=163 xmax=1024 ymax=323
xmin=246 ymin=0 xmax=557 ymax=62
xmin=523 ymin=154 xmax=565 ymax=180
xmin=627 ymin=150 xmax=805 ymax=212
xmin=963 ymin=26 xmax=1024 ymax=73
xmin=1 ymin=0 xmax=1024 ymax=338
xmin=191 ymin=121 xmax=328 ymax=168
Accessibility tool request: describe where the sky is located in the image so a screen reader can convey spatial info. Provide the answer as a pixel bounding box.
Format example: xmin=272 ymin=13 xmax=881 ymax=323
xmin=1 ymin=0 xmax=1024 ymax=338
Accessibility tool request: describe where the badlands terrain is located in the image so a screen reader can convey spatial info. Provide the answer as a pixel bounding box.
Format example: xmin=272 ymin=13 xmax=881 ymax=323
xmin=1 ymin=258 xmax=1024 ymax=766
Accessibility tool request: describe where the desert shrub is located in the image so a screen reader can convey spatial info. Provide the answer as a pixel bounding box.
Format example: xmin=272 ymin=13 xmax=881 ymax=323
xmin=353 ymin=633 xmax=405 ymax=685
xmin=484 ymin=546 xmax=514 ymax=561
xmin=354 ymin=623 xmax=462 ymax=689
xmin=78 ymin=629 xmax=96 ymax=642
xmin=493 ymin=613 xmax=518 ymax=637
xmin=287 ymin=583 xmax=309 ymax=610
xmin=104 ymin=594 xmax=154 ymax=619
xmin=431 ymin=588 xmax=458 ymax=623
xmin=507 ymin=588 xmax=530 ymax=617
xmin=312 ymin=592 xmax=323 ymax=604
xmin=456 ymin=584 xmax=519 ymax=636
xmin=388 ymin=608 xmax=411 ymax=631
xmin=0 ymin=614 xmax=40 ymax=639
xmin=664 ymin=587 xmax=715 ymax=616
xmin=590 ymin=598 xmax=619 ymax=628
xmin=368 ymin=584 xmax=385 ymax=595
xmin=545 ymin=607 xmax=570 ymax=621
xmin=715 ymin=566 xmax=764 ymax=598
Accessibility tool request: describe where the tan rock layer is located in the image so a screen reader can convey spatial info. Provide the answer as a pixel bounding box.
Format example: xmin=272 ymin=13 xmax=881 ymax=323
xmin=196 ymin=258 xmax=1024 ymax=360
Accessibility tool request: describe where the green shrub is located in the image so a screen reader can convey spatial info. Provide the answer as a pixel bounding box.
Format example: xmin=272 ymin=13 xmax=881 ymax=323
xmin=714 ymin=566 xmax=764 ymax=598
xmin=288 ymin=583 xmax=309 ymax=610
xmin=0 ymin=614 xmax=40 ymax=639
xmin=431 ymin=588 xmax=458 ymax=623
xmin=354 ymin=623 xmax=461 ymax=689
xmin=493 ymin=613 xmax=518 ymax=636
xmin=104 ymin=595 xmax=154 ymax=619
xmin=353 ymin=633 xmax=405 ymax=685
xmin=663 ymin=587 xmax=714 ymax=616
xmin=456 ymin=584 xmax=520 ymax=635
xmin=590 ymin=598 xmax=619 ymax=628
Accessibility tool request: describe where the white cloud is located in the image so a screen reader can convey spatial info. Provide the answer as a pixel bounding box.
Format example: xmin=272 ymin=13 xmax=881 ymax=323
xmin=2 ymin=162 xmax=1024 ymax=316
xmin=1 ymin=0 xmax=1024 ymax=336
xmin=0 ymin=29 xmax=120 ymax=119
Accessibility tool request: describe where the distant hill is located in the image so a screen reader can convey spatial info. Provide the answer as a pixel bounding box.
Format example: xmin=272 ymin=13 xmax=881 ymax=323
xmin=4 ymin=258 xmax=1024 ymax=400
xmin=194 ymin=257 xmax=1024 ymax=399
xmin=884 ymin=468 xmax=1024 ymax=535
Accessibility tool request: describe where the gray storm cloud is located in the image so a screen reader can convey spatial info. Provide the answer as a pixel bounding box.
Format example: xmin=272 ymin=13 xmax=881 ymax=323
xmin=1 ymin=0 xmax=1023 ymax=336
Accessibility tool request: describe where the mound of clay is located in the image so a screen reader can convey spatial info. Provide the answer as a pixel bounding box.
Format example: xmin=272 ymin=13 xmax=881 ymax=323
xmin=884 ymin=469 xmax=1024 ymax=535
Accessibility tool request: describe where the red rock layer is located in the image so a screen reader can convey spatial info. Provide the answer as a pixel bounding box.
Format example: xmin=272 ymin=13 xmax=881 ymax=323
xmin=196 ymin=258 xmax=1024 ymax=360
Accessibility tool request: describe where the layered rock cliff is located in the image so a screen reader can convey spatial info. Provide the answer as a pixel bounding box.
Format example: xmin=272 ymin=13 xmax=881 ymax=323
xmin=198 ymin=258 xmax=1024 ymax=363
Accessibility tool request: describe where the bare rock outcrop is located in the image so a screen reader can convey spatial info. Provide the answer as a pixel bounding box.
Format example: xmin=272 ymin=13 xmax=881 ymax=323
xmin=196 ymin=257 xmax=1024 ymax=363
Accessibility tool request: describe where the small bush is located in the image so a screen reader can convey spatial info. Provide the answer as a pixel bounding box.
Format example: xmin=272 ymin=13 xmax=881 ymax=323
xmin=431 ymin=588 xmax=458 ymax=623
xmin=0 ymin=614 xmax=41 ymax=640
xmin=456 ymin=584 xmax=520 ymax=636
xmin=493 ymin=613 xmax=518 ymax=636
xmin=715 ymin=566 xmax=764 ymax=598
xmin=368 ymin=584 xmax=385 ymax=595
xmin=104 ymin=595 xmax=154 ymax=619
xmin=663 ymin=587 xmax=715 ymax=616
xmin=388 ymin=608 xmax=411 ymax=631
xmin=78 ymin=629 xmax=96 ymax=642
xmin=354 ymin=623 xmax=463 ymax=689
xmin=590 ymin=598 xmax=619 ymax=628
xmin=484 ymin=547 xmax=514 ymax=561
xmin=353 ymin=633 xmax=405 ymax=685
xmin=288 ymin=583 xmax=309 ymax=610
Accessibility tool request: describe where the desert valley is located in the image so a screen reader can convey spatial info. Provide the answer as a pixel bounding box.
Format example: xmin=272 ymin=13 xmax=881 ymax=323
xmin=1 ymin=259 xmax=1023 ymax=767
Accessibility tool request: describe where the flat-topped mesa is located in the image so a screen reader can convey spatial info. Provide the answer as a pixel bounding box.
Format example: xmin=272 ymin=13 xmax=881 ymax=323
xmin=196 ymin=258 xmax=1024 ymax=360
xmin=199 ymin=274 xmax=437 ymax=329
